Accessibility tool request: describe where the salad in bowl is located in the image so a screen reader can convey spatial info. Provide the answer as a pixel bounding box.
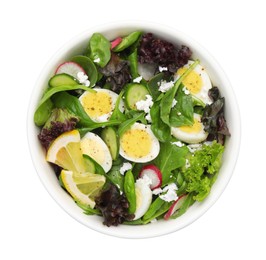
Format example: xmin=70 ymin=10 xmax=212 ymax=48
xmin=29 ymin=23 xmax=239 ymax=237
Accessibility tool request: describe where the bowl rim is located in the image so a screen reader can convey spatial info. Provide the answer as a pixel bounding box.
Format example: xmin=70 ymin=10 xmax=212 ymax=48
xmin=27 ymin=21 xmax=241 ymax=238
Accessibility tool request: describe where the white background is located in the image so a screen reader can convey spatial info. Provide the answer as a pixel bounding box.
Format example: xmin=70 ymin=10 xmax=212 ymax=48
xmin=1 ymin=0 xmax=265 ymax=259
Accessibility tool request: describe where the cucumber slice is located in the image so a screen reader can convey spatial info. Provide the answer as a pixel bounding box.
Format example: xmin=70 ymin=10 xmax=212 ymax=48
xmin=124 ymin=83 xmax=149 ymax=110
xmin=49 ymin=73 xmax=77 ymax=88
xmin=101 ymin=127 xmax=119 ymax=160
xmin=83 ymin=155 xmax=96 ymax=174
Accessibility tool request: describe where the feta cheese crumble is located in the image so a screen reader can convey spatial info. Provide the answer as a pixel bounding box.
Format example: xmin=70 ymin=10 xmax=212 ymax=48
xmin=137 ymin=174 xmax=152 ymax=186
xmin=187 ymin=144 xmax=202 ymax=153
xmin=171 ymin=141 xmax=184 ymax=147
xmin=159 ymin=66 xmax=168 ymax=72
xmin=152 ymin=183 xmax=178 ymax=202
xmin=133 ymin=76 xmax=143 ymax=83
xmin=119 ymin=162 xmax=132 ymax=175
xmin=159 ymin=183 xmax=178 ymax=202
xmin=76 ymin=72 xmax=90 ymax=87
xmin=182 ymin=86 xmax=190 ymax=95
xmin=171 ymin=99 xmax=177 ymax=108
xmin=152 ymin=188 xmax=163 ymax=195
xmin=136 ymin=95 xmax=153 ymax=113
xmin=94 ymin=57 xmax=101 ymax=63
xmin=136 ymin=95 xmax=153 ymax=123
xmin=158 ymin=80 xmax=174 ymax=93
xmin=145 ymin=112 xmax=152 ymax=123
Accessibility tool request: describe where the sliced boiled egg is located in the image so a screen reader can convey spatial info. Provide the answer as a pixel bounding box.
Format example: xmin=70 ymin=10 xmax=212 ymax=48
xmin=134 ymin=177 xmax=153 ymax=220
xmin=171 ymin=113 xmax=208 ymax=144
xmin=176 ymin=60 xmax=212 ymax=104
xmin=79 ymin=88 xmax=124 ymax=122
xmin=119 ymin=123 xmax=160 ymax=163
xmin=80 ymin=132 xmax=112 ymax=173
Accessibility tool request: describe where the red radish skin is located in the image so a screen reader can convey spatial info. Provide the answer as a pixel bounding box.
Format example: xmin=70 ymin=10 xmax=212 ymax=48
xmin=164 ymin=194 xmax=188 ymax=220
xmin=111 ymin=37 xmax=123 ymax=49
xmin=139 ymin=165 xmax=162 ymax=190
xmin=55 ymin=61 xmax=86 ymax=78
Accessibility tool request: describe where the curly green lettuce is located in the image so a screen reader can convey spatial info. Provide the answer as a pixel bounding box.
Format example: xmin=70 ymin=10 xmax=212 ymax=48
xmin=183 ymin=141 xmax=224 ymax=201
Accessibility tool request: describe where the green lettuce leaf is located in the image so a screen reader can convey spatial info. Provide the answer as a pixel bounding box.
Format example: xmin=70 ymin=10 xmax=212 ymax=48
xmin=183 ymin=141 xmax=224 ymax=201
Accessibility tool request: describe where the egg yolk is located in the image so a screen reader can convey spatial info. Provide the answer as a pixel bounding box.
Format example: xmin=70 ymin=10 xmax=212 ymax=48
xmin=80 ymin=138 xmax=105 ymax=164
xmin=121 ymin=129 xmax=152 ymax=158
xmin=179 ymin=118 xmax=202 ymax=133
xmin=177 ymin=68 xmax=203 ymax=94
xmin=81 ymin=92 xmax=112 ymax=117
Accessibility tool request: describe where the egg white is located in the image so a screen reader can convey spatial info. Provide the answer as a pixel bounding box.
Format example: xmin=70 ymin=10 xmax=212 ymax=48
xmin=171 ymin=113 xmax=208 ymax=144
xmin=119 ymin=123 xmax=160 ymax=163
xmin=79 ymin=88 xmax=124 ymax=123
xmin=80 ymin=132 xmax=112 ymax=173
xmin=133 ymin=178 xmax=153 ymax=220
xmin=176 ymin=60 xmax=213 ymax=104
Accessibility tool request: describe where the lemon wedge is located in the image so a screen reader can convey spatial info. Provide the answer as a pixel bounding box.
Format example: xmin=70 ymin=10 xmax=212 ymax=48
xmin=46 ymin=130 xmax=87 ymax=174
xmin=60 ymin=170 xmax=106 ymax=208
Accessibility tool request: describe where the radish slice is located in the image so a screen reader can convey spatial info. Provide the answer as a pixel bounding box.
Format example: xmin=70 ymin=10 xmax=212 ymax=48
xmin=164 ymin=194 xmax=187 ymax=220
xmin=111 ymin=37 xmax=123 ymax=49
xmin=55 ymin=61 xmax=86 ymax=78
xmin=139 ymin=165 xmax=162 ymax=190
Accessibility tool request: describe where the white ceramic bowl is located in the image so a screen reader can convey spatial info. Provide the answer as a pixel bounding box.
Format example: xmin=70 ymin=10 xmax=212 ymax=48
xmin=27 ymin=22 xmax=241 ymax=238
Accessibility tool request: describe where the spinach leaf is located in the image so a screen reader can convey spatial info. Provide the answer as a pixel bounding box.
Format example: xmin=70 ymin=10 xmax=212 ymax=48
xmin=128 ymin=48 xmax=139 ymax=79
xmin=109 ymin=90 xmax=127 ymax=122
xmin=150 ymin=101 xmax=171 ymax=142
xmin=52 ymin=92 xmax=121 ymax=131
xmin=112 ymin=31 xmax=142 ymax=52
xmin=118 ymin=112 xmax=145 ymax=137
xmin=76 ymin=201 xmax=101 ymax=215
xmin=123 ymin=219 xmax=144 ymax=225
xmin=147 ymin=73 xmax=164 ymax=100
xmin=142 ymin=200 xmax=171 ymax=224
xmin=160 ymin=60 xmax=200 ymax=126
xmin=107 ymin=165 xmax=125 ymax=191
xmin=71 ymin=55 xmax=98 ymax=87
xmin=153 ymin=142 xmax=189 ymax=185
xmin=169 ymin=84 xmax=194 ymax=127
xmin=33 ymin=84 xmax=91 ymax=126
xmin=124 ymin=170 xmax=136 ymax=214
xmin=86 ymin=33 xmax=111 ymax=68
xmin=34 ymin=98 xmax=53 ymax=126
xmin=142 ymin=197 xmax=165 ymax=221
